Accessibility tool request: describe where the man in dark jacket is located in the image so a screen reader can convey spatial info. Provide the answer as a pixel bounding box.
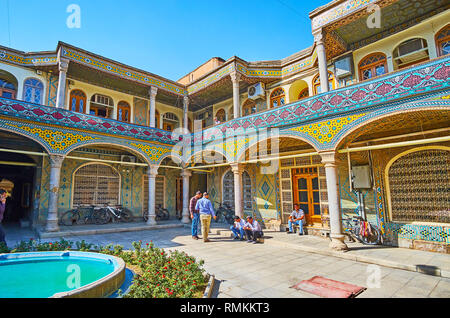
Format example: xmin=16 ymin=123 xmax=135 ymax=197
xmin=0 ymin=189 xmax=7 ymax=247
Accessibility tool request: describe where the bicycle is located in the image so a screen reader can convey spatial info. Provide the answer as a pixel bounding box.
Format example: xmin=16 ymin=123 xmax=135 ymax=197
xmin=142 ymin=204 xmax=170 ymax=222
xmin=59 ymin=205 xmax=109 ymax=226
xmin=343 ymin=214 xmax=383 ymax=245
xmin=214 ymin=201 xmax=235 ymax=225
xmin=101 ymin=204 xmax=133 ymax=223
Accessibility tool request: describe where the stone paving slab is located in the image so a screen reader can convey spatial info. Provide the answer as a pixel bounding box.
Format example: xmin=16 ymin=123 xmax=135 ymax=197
xmin=3 ymin=223 xmax=450 ymax=298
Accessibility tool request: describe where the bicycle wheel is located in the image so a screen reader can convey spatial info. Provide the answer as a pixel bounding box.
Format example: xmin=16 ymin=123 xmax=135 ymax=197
xmin=361 ymin=225 xmax=381 ymax=245
xmin=59 ymin=210 xmax=80 ymax=226
xmin=161 ymin=208 xmax=170 ymax=220
xmin=95 ymin=208 xmax=111 ymax=225
xmin=142 ymin=210 xmax=149 ymax=222
xmin=119 ymin=209 xmax=132 ymax=222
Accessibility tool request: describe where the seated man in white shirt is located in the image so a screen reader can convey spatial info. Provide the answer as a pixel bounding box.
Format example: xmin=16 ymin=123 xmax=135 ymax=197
xmin=288 ymin=204 xmax=306 ymax=235
xmin=243 ymin=216 xmax=264 ymax=244
xmin=230 ymin=216 xmax=246 ymax=240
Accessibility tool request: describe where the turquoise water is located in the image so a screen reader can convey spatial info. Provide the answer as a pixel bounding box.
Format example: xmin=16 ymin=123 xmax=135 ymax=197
xmin=0 ymin=256 xmax=115 ymax=298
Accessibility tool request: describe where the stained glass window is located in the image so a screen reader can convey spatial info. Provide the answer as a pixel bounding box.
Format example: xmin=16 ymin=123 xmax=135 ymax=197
xmin=436 ymin=24 xmax=450 ymax=57
xmin=358 ymin=53 xmax=387 ymax=81
xmin=23 ymin=78 xmax=43 ymax=104
xmin=270 ymin=88 xmax=285 ymax=108
xmin=69 ymin=90 xmax=87 ymax=113
xmin=313 ymin=72 xmax=334 ymax=94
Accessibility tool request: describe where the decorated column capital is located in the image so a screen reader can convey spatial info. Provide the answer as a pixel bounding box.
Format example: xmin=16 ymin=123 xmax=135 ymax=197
xmin=149 ymin=86 xmax=158 ymax=99
xmin=230 ymin=71 xmax=241 ymax=85
xmin=230 ymin=163 xmax=243 ymax=174
xmin=49 ymin=154 xmax=65 ymax=169
xmin=312 ymin=29 xmax=324 ymax=45
xmin=58 ymin=58 xmax=70 ymax=73
xmin=180 ymin=169 xmax=192 ymax=178
xmin=147 ymin=165 xmax=159 ymax=178
xmin=320 ymin=151 xmax=337 ymax=166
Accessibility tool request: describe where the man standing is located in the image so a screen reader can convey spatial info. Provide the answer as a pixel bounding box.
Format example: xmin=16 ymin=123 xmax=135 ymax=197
xmin=243 ymin=216 xmax=264 ymax=244
xmin=0 ymin=189 xmax=7 ymax=247
xmin=195 ymin=192 xmax=216 ymax=242
xmin=230 ymin=216 xmax=246 ymax=241
xmin=189 ymin=191 xmax=202 ymax=240
xmin=288 ymin=203 xmax=305 ymax=235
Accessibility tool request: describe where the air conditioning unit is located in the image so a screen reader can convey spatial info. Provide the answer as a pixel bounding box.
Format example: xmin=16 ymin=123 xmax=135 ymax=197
xmin=121 ymin=155 xmax=136 ymax=163
xmin=334 ymin=55 xmax=354 ymax=79
xmin=248 ymin=82 xmax=265 ymax=100
xmin=394 ymin=38 xmax=429 ymax=65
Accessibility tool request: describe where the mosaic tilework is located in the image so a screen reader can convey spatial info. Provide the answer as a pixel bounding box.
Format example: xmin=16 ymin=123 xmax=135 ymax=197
xmin=61 ymin=47 xmax=186 ymax=96
xmin=289 ymin=113 xmax=366 ymax=145
xmin=197 ymin=56 xmax=450 ymax=149
xmin=187 ymin=64 xmax=234 ymax=95
xmin=386 ymin=222 xmax=450 ymax=244
xmin=46 ymin=74 xmax=58 ymax=107
xmin=128 ymin=142 xmax=173 ymax=163
xmin=311 ymin=0 xmax=377 ymax=30
xmin=0 ymin=50 xmax=57 ymax=66
xmin=5 ymin=123 xmax=97 ymax=152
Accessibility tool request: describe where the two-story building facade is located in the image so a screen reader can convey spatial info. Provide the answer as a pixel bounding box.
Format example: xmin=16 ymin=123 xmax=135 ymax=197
xmin=0 ymin=0 xmax=448 ymax=253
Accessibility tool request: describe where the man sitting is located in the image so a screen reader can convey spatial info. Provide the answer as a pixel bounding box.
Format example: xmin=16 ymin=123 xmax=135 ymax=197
xmin=230 ymin=216 xmax=246 ymax=241
xmin=243 ymin=216 xmax=264 ymax=244
xmin=288 ymin=204 xmax=305 ymax=235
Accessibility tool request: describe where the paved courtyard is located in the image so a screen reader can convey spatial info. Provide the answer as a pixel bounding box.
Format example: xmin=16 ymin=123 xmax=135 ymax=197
xmin=3 ymin=223 xmax=450 ymax=298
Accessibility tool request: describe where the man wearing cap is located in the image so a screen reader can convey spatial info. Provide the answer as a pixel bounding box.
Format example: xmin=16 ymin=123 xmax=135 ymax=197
xmin=243 ymin=216 xmax=264 ymax=244
xmin=189 ymin=191 xmax=202 ymax=240
xmin=195 ymin=192 xmax=216 ymax=242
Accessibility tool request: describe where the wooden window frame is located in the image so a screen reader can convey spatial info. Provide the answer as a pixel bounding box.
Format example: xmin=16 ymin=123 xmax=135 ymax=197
xmin=435 ymin=24 xmax=450 ymax=57
xmin=270 ymin=88 xmax=286 ymax=108
xmin=69 ymin=89 xmax=87 ymax=113
xmin=358 ymin=53 xmax=388 ymax=81
xmin=117 ymin=101 xmax=131 ymax=123
xmin=313 ymin=72 xmax=335 ymax=95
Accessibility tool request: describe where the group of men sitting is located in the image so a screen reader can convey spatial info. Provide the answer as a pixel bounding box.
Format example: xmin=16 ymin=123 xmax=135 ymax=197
xmin=229 ymin=215 xmax=264 ymax=244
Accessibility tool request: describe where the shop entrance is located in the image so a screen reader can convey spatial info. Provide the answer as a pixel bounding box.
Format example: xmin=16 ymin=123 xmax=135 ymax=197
xmin=292 ymin=167 xmax=321 ymax=226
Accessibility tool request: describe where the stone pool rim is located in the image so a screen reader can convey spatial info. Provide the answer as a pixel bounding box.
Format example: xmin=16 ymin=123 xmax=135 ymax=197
xmin=0 ymin=251 xmax=126 ymax=298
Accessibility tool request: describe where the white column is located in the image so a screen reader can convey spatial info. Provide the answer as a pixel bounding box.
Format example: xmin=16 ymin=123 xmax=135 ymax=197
xmin=55 ymin=58 xmax=69 ymax=108
xmin=149 ymin=86 xmax=158 ymax=128
xmin=181 ymin=169 xmax=191 ymax=224
xmin=45 ymin=154 xmax=64 ymax=232
xmin=146 ymin=165 xmax=158 ymax=225
xmin=314 ymin=30 xmax=329 ymax=94
xmin=230 ymin=71 xmax=241 ymax=119
xmin=321 ymin=152 xmax=348 ymax=251
xmin=230 ymin=163 xmax=243 ymax=218
xmin=183 ymin=95 xmax=189 ymax=131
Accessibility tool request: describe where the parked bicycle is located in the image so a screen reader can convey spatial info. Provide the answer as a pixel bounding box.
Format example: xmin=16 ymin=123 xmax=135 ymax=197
xmin=59 ymin=205 xmax=109 ymax=226
xmin=101 ymin=204 xmax=132 ymax=223
xmin=343 ymin=214 xmax=383 ymax=245
xmin=142 ymin=204 xmax=170 ymax=222
xmin=214 ymin=201 xmax=235 ymax=225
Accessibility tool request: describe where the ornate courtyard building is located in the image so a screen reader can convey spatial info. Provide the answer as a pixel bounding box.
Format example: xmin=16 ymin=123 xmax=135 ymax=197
xmin=0 ymin=0 xmax=449 ymax=253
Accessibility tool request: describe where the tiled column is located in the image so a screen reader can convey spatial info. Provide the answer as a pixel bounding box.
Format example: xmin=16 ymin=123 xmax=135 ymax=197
xmin=230 ymin=163 xmax=244 ymax=218
xmin=45 ymin=154 xmax=64 ymax=232
xmin=146 ymin=165 xmax=158 ymax=225
xmin=230 ymin=71 xmax=241 ymax=119
xmin=55 ymin=57 xmax=69 ymax=108
xmin=321 ymin=151 xmax=348 ymax=251
xmin=181 ymin=169 xmax=191 ymax=224
xmin=149 ymin=86 xmax=158 ymax=128
xmin=313 ymin=30 xmax=329 ymax=94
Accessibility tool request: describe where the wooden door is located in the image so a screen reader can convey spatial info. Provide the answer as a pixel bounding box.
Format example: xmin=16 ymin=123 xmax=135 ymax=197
xmin=292 ymin=167 xmax=321 ymax=226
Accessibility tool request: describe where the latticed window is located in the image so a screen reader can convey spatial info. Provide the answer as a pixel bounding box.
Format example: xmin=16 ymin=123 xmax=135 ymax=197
xmin=436 ymin=24 xmax=450 ymax=57
xmin=23 ymin=78 xmax=43 ymax=104
xmin=0 ymin=78 xmax=16 ymax=99
xmin=90 ymin=94 xmax=114 ymax=118
xmin=73 ymin=164 xmax=120 ymax=206
xmin=313 ymin=72 xmax=334 ymax=94
xmin=298 ymin=88 xmax=309 ymax=101
xmin=215 ymin=108 xmax=226 ymax=123
xmin=242 ymin=99 xmax=257 ymax=116
xmin=222 ymin=170 xmax=252 ymax=211
xmin=388 ymin=148 xmax=449 ymax=223
xmin=358 ymin=53 xmax=387 ymax=81
xmin=70 ymin=90 xmax=86 ymax=113
xmin=162 ymin=112 xmax=179 ymax=132
xmin=117 ymin=101 xmax=131 ymax=122
xmin=270 ymin=88 xmax=285 ymax=108
xmin=143 ymin=175 xmax=165 ymax=212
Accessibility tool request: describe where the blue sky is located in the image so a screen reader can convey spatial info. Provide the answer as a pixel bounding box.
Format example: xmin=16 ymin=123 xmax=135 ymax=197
xmin=0 ymin=0 xmax=329 ymax=81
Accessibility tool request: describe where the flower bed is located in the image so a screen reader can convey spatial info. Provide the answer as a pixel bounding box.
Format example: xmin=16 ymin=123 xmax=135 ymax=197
xmin=0 ymin=239 xmax=208 ymax=298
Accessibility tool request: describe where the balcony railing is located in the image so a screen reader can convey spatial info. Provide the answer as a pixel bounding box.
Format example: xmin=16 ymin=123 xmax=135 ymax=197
xmin=198 ymin=55 xmax=450 ymax=144
xmin=0 ymin=97 xmax=179 ymax=145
